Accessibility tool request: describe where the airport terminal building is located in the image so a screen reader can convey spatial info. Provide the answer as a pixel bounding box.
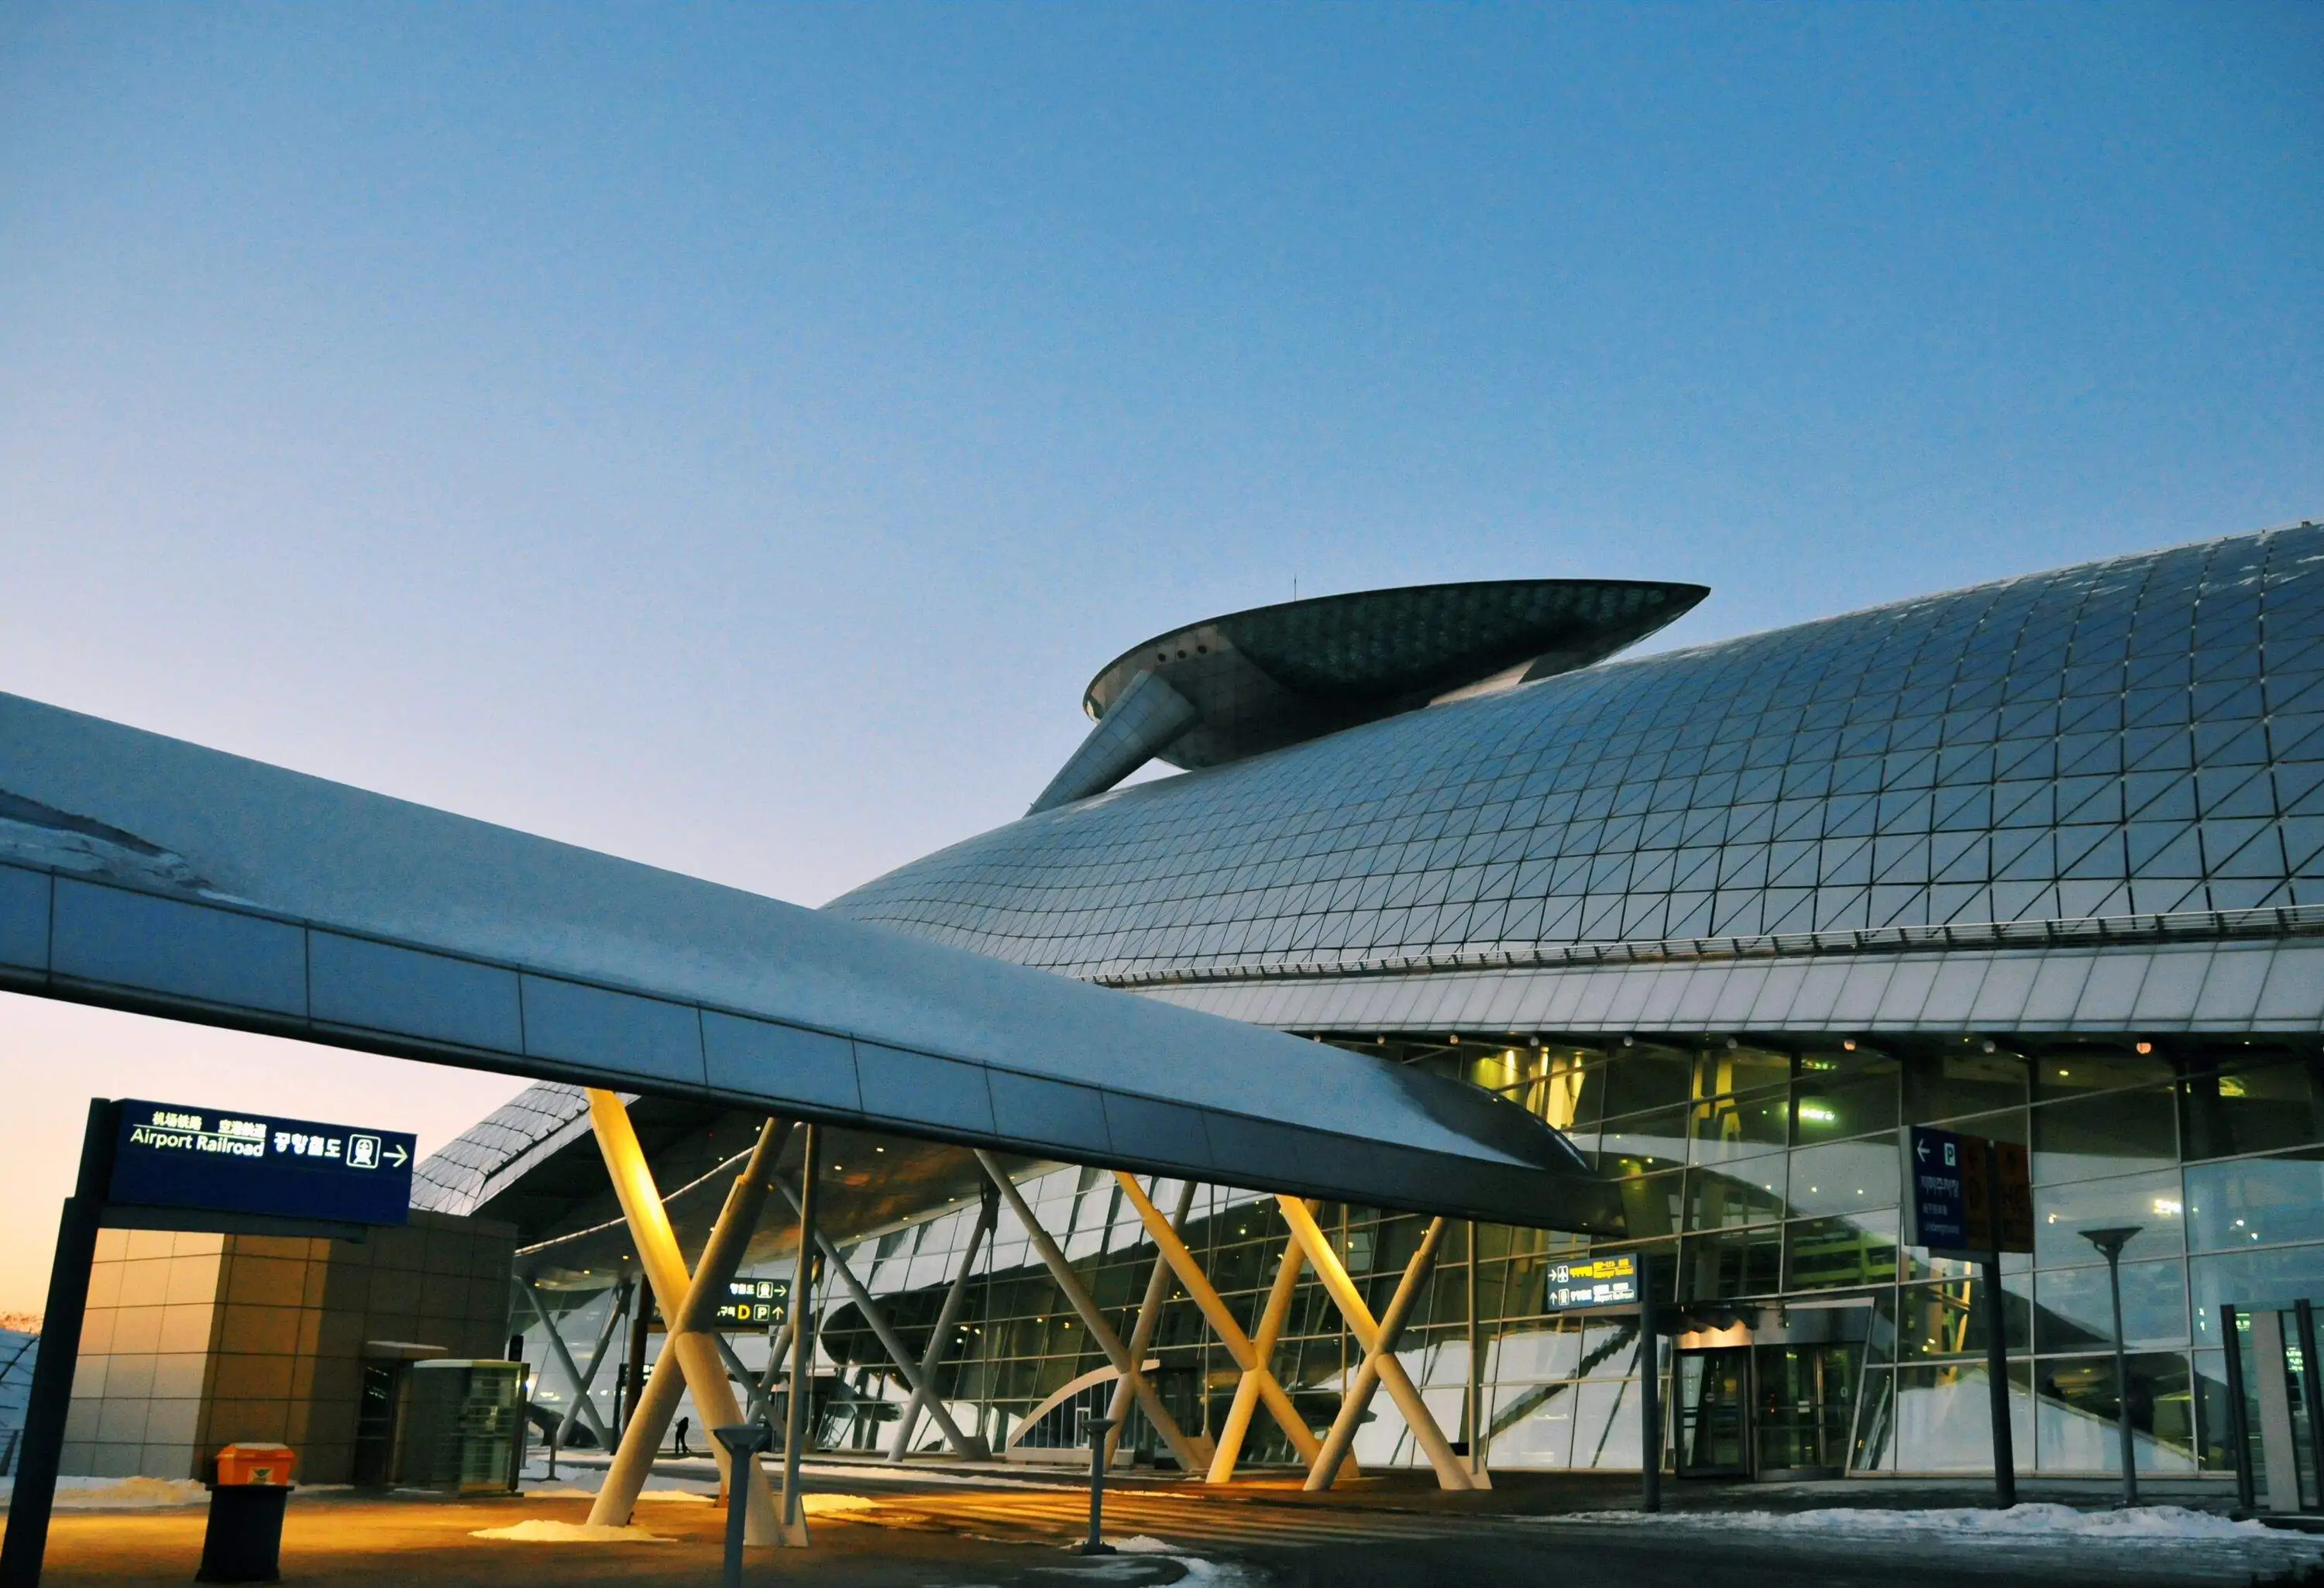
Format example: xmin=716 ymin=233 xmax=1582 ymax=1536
xmin=430 ymin=521 xmax=2324 ymax=1486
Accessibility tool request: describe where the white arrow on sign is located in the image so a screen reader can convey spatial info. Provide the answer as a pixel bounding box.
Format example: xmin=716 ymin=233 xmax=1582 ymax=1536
xmin=386 ymin=1144 xmax=409 ymax=1168
xmin=1914 ymin=1136 xmax=1930 ymax=1163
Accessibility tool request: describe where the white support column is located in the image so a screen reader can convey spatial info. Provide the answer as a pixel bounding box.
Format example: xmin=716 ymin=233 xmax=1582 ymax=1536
xmin=775 ymin=1178 xmax=988 ymax=1460
xmin=1103 ymin=1179 xmax=1194 ymax=1468
xmin=1275 ymin=1196 xmax=1476 ymax=1490
xmin=1112 ymin=1173 xmax=1332 ymax=1476
xmin=891 ymin=1191 xmax=999 ymax=1463
xmin=975 ymin=1151 xmax=1212 ymax=1476
xmin=584 ymin=1095 xmax=786 ymax=1542
xmin=517 ymin=1280 xmax=616 ymax=1449
xmin=1207 ymin=1236 xmax=1315 ymax=1483
xmin=1304 ymin=1215 xmax=1448 ymax=1491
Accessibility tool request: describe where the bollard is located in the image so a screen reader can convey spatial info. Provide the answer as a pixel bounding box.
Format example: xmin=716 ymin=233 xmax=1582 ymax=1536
xmin=1081 ymin=1414 xmax=1117 ymax=1555
xmin=712 ymin=1421 xmax=776 ymax=1588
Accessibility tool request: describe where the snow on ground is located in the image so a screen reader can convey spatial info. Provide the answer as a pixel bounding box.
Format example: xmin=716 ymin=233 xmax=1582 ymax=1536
xmin=1099 ymin=1533 xmax=1264 ymax=1584
xmin=0 ymin=1476 xmax=208 ymax=1509
xmin=1541 ymin=1503 xmax=2270 ymax=1541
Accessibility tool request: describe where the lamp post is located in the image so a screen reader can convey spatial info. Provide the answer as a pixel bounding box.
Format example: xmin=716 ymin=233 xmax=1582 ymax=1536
xmin=2081 ymin=1225 xmax=2143 ymax=1507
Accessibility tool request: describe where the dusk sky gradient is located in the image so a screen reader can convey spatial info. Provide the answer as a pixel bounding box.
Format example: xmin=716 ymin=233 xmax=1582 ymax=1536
xmin=0 ymin=2 xmax=2316 ymax=1311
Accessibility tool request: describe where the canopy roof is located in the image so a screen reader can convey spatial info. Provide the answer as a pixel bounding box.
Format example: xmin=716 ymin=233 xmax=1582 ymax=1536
xmin=0 ymin=690 xmax=1619 ymax=1233
xmin=1084 ymin=578 xmax=1707 ymax=772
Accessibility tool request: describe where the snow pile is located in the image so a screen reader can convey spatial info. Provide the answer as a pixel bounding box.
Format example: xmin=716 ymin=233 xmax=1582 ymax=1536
xmin=1548 ymin=1503 xmax=2264 ymax=1540
xmin=0 ymin=1476 xmax=208 ymax=1509
xmin=471 ymin=1519 xmax=673 ymax=1543
xmin=1100 ymin=1535 xmax=1263 ymax=1584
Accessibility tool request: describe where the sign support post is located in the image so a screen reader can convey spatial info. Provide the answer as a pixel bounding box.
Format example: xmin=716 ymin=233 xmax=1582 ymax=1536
xmin=1638 ymin=1253 xmax=1661 ymax=1514
xmin=4 ymin=1096 xmax=416 ymax=1588
xmin=1 ymin=1100 xmax=119 ymax=1588
xmin=1908 ymin=1124 xmax=2027 ymax=1511
xmin=1979 ymin=1250 xmax=2016 ymax=1509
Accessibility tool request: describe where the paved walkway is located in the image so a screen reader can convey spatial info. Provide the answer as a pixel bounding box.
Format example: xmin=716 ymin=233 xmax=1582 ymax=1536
xmin=22 ymin=1459 xmax=2324 ymax=1587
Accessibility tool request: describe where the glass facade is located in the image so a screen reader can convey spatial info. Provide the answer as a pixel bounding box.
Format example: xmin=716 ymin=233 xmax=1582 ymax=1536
xmin=466 ymin=524 xmax=2324 ymax=1490
xmin=792 ymin=524 xmax=2324 ymax=1483
xmin=793 ymin=1031 xmax=2324 ymax=1483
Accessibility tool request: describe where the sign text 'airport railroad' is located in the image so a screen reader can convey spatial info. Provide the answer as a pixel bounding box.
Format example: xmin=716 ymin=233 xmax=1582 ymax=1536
xmin=108 ymin=1098 xmax=416 ymax=1227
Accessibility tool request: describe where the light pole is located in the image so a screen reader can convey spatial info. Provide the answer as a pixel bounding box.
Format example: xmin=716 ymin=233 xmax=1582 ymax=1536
xmin=2081 ymin=1225 xmax=2143 ymax=1507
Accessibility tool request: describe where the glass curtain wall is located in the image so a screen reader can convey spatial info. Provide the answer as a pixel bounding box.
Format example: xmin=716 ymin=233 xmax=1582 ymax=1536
xmin=791 ymin=1030 xmax=2324 ymax=1481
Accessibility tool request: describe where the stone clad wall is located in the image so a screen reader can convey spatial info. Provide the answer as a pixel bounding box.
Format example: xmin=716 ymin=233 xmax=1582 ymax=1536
xmin=60 ymin=1209 xmax=514 ymax=1482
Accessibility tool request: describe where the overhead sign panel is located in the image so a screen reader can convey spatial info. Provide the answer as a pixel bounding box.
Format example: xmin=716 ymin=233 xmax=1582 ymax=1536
xmin=108 ymin=1098 xmax=414 ymax=1227
xmin=1545 ymin=1253 xmax=1638 ymax=1311
xmin=715 ymin=1277 xmax=789 ymax=1329
xmin=1907 ymin=1125 xmax=2031 ymax=1255
xmin=651 ymin=1277 xmax=792 ymax=1332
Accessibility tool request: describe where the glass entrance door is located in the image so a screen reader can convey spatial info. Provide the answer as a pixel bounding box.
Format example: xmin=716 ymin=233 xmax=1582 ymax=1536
xmin=1752 ymin=1342 xmax=1862 ymax=1478
xmin=1674 ymin=1347 xmax=1752 ymax=1476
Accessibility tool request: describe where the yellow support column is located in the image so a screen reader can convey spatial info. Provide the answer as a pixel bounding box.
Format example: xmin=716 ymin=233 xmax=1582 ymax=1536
xmin=586 ymin=1091 xmax=784 ymax=1542
xmin=1112 ymin=1173 xmax=1334 ymax=1476
xmin=1275 ymin=1196 xmax=1475 ymax=1490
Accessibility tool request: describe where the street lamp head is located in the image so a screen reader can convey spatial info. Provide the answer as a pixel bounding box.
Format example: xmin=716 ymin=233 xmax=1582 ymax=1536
xmin=2081 ymin=1225 xmax=2142 ymax=1261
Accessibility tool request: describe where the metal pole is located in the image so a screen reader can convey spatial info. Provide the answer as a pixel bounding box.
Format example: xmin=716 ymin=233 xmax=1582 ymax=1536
xmin=2223 ymin=1304 xmax=2257 ymax=1511
xmin=1466 ymin=1220 xmax=1483 ymax=1480
xmin=779 ymin=1123 xmax=820 ymax=1540
xmin=618 ymin=1273 xmax=651 ymax=1438
xmin=1638 ymin=1252 xmax=1661 ymax=1514
xmin=2298 ymin=1301 xmax=2324 ymax=1514
xmin=713 ymin=1422 xmax=775 ymax=1588
xmin=1081 ymin=1414 xmax=1116 ymax=1555
xmin=2078 ymin=1227 xmax=2141 ymax=1508
xmin=1980 ymin=1254 xmax=2016 ymax=1508
xmin=1981 ymin=1153 xmax=2016 ymax=1509
xmin=2106 ymin=1248 xmax=2137 ymax=1507
xmin=2 ymin=1098 xmax=119 ymax=1588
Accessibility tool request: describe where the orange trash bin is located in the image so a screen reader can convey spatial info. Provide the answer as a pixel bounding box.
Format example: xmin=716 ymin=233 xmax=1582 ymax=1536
xmin=200 ymin=1444 xmax=296 ymax=1583
xmin=214 ymin=1443 xmax=297 ymax=1487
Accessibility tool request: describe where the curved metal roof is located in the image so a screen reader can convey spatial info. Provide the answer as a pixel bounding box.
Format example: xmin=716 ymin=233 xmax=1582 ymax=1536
xmin=1081 ymin=578 xmax=1707 ymax=774
xmin=831 ymin=524 xmax=2324 ymax=985
xmin=0 ymin=689 xmax=1615 ymax=1231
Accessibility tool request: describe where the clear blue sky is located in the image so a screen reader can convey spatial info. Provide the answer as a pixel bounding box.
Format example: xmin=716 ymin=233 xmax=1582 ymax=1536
xmin=0 ymin=3 xmax=2316 ymax=1311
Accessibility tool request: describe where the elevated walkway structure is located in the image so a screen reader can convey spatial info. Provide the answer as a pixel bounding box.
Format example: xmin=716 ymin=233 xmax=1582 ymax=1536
xmin=0 ymin=689 xmax=1622 ymax=1544
xmin=0 ymin=689 xmax=1614 ymax=1232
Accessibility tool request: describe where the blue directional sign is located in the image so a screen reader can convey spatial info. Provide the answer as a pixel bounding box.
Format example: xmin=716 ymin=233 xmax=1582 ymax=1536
xmin=108 ymin=1098 xmax=414 ymax=1226
xmin=1909 ymin=1125 xmax=1971 ymax=1250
